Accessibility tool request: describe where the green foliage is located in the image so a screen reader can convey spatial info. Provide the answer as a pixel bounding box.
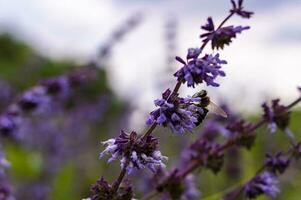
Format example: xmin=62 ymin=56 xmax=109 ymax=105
xmin=5 ymin=144 xmax=43 ymax=179
xmin=51 ymin=163 xmax=76 ymax=200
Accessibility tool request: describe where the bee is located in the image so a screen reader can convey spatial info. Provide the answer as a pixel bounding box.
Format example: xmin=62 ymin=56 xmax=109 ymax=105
xmin=192 ymin=90 xmax=228 ymax=119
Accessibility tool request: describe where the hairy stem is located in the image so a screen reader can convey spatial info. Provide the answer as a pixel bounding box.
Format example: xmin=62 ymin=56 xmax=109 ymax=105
xmin=112 ymin=160 xmax=129 ymax=193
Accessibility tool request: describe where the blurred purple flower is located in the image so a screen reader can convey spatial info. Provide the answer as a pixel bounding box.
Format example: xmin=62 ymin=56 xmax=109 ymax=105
xmin=265 ymin=152 xmax=290 ymax=174
xmin=40 ymin=76 xmax=70 ymax=96
xmin=18 ymin=86 xmax=50 ymax=112
xmin=0 ymin=107 xmax=21 ymax=136
xmin=226 ymin=119 xmax=255 ymax=149
xmin=181 ymin=175 xmax=200 ymax=200
xmin=188 ymin=139 xmax=224 ymax=174
xmin=244 ymin=172 xmax=280 ymax=199
xmin=98 ymin=12 xmax=144 ymax=61
xmin=262 ymin=99 xmax=291 ymax=134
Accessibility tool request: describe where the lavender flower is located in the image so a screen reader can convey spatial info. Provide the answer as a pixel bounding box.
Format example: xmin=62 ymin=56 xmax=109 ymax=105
xmin=147 ymin=89 xmax=209 ymax=134
xmin=181 ymin=175 xmax=200 ymax=200
xmin=244 ymin=172 xmax=280 ymax=199
xmin=0 ymin=67 xmax=97 ymax=137
xmin=40 ymin=76 xmax=70 ymax=96
xmin=265 ymin=152 xmax=290 ymax=174
xmin=0 ymin=184 xmax=14 ymax=200
xmin=230 ymin=0 xmax=254 ymax=19
xmin=262 ymin=99 xmax=291 ymax=133
xmin=188 ymin=139 xmax=224 ymax=174
xmin=90 ymin=177 xmax=133 ymax=200
xmin=226 ymin=119 xmax=255 ymax=149
xmin=18 ymin=86 xmax=50 ymax=112
xmin=201 ymin=119 xmax=230 ymax=141
xmin=200 ymin=17 xmax=250 ymax=50
xmin=99 ymin=130 xmax=167 ymax=173
xmin=174 ymin=53 xmax=226 ymax=87
xmin=0 ymin=107 xmax=21 ymax=136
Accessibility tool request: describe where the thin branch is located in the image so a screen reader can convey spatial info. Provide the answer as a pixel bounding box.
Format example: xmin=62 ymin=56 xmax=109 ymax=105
xmin=141 ymin=95 xmax=301 ymax=199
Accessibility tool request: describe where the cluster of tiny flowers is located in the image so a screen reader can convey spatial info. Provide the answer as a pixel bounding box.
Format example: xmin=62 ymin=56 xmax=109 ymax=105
xmin=88 ymin=177 xmax=134 ymax=200
xmin=226 ymin=118 xmax=256 ymax=149
xmin=200 ymin=17 xmax=250 ymax=50
xmin=262 ymin=99 xmax=291 ymax=134
xmin=145 ymin=167 xmax=200 ymax=200
xmin=174 ymin=51 xmax=226 ymax=87
xmin=0 ymin=67 xmax=96 ymax=137
xmin=147 ymin=89 xmax=209 ymax=134
xmin=99 ymin=130 xmax=167 ymax=173
xmin=17 ymin=86 xmax=51 ymax=113
xmin=181 ymin=175 xmax=201 ymax=200
xmin=166 ymin=175 xmax=200 ymax=200
xmin=265 ymin=152 xmax=290 ymax=174
xmin=188 ymin=138 xmax=224 ymax=174
xmin=244 ymin=172 xmax=280 ymax=199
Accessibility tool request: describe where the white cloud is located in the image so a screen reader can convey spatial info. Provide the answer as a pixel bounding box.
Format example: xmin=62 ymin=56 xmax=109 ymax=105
xmin=0 ymin=0 xmax=301 ymax=127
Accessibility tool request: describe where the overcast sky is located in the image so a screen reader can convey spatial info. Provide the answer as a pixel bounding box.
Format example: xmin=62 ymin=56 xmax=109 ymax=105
xmin=1 ymin=0 xmax=301 ymax=128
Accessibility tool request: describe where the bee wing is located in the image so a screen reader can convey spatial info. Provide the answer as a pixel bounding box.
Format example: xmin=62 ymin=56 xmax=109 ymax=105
xmin=208 ymin=101 xmax=228 ymax=118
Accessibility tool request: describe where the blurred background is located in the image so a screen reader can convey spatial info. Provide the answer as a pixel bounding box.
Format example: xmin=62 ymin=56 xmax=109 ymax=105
xmin=0 ymin=0 xmax=301 ymax=199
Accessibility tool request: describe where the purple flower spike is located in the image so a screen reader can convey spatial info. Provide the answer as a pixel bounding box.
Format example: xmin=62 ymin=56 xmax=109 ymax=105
xmin=147 ymin=89 xmax=209 ymax=134
xmin=174 ymin=53 xmax=226 ymax=88
xmin=244 ymin=172 xmax=280 ymax=199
